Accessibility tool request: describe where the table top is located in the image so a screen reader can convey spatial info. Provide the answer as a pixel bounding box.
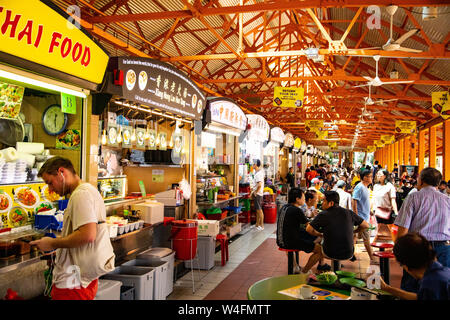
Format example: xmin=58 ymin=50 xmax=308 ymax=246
xmin=247 ymin=275 xmax=350 ymax=300
xmin=371 ymin=242 xmax=394 ymax=248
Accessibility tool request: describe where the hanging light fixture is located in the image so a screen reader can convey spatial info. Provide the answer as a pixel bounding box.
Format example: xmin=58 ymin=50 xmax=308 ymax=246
xmin=130 ymin=126 xmax=136 ymax=142
xmin=101 ymin=129 xmax=107 ymax=145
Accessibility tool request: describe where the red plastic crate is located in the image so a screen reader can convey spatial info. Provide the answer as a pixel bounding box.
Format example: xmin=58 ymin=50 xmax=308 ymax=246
xmin=238 ymin=210 xmax=251 ymax=224
xmin=206 ymin=210 xmax=228 ymax=220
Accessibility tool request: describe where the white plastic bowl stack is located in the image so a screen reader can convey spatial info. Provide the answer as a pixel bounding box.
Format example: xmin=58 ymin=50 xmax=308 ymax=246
xmin=14 ymin=160 xmax=28 ymax=183
xmin=1 ymin=161 xmax=16 ymax=184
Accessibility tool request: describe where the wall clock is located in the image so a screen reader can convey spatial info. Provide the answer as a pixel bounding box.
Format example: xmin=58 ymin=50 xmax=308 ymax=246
xmin=42 ymin=104 xmax=68 ymax=136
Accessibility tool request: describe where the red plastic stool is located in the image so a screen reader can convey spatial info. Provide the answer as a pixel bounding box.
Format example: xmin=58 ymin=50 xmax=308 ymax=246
xmin=371 ymin=242 xmax=394 ymax=252
xmin=216 ymin=234 xmax=229 ymax=266
xmin=278 ymin=248 xmax=300 ymax=275
xmin=373 ymin=251 xmax=395 ymax=285
xmin=163 ymin=217 xmax=175 ymax=226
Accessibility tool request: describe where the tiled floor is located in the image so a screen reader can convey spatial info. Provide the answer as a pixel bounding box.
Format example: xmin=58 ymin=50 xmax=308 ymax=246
xmin=167 ymin=223 xmax=402 ymax=300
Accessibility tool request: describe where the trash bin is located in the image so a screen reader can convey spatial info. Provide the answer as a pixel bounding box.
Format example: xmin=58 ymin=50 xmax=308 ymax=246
xmin=120 ymin=286 xmax=134 ymax=300
xmin=123 ymin=258 xmax=169 ymax=300
xmin=138 ymin=247 xmax=175 ymax=298
xmin=94 ymin=279 xmax=122 ymax=300
xmin=184 ymin=235 xmax=215 ymax=270
xmin=102 ymin=266 xmax=154 ymax=300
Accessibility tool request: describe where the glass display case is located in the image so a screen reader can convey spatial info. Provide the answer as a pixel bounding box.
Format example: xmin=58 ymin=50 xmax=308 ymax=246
xmin=97 ymin=176 xmax=127 ymax=201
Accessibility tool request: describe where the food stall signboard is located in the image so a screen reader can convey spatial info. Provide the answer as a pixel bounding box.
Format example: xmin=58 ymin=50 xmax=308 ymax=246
xmin=431 ymin=91 xmax=450 ymax=120
xmin=0 ymin=82 xmax=24 ymax=119
xmin=270 ymin=127 xmax=285 ymax=144
xmin=305 ymin=120 xmax=324 ymax=133
xmin=395 ymin=121 xmax=416 ymax=134
xmin=119 ymin=57 xmax=206 ymax=120
xmin=380 ymin=135 xmax=394 ymax=145
xmin=273 ymin=86 xmax=304 ymax=108
xmin=293 ymin=137 xmax=302 ymax=151
xmin=246 ymin=114 xmax=270 ymax=142
xmin=284 ymin=133 xmax=294 ymax=148
xmin=0 ymin=0 xmax=109 ymax=84
xmin=209 ymin=99 xmax=247 ymax=131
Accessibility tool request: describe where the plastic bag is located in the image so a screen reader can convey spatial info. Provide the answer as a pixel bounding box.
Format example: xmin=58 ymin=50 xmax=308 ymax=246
xmin=179 ymin=178 xmax=191 ymax=200
xmin=369 ymin=214 xmax=378 ymax=238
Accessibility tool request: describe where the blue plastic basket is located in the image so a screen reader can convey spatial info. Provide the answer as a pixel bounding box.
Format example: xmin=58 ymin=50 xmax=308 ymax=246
xmin=224 ymin=206 xmax=242 ymax=214
xmin=34 ymin=215 xmax=63 ymax=231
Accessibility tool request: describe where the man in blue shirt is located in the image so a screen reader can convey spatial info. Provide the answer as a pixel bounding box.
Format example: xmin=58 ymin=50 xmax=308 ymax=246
xmin=352 ymin=169 xmax=375 ymax=263
xmin=380 ymin=232 xmax=450 ymax=300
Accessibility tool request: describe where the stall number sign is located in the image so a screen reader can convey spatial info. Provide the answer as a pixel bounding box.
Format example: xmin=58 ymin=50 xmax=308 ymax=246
xmin=61 ymin=93 xmax=76 ymax=114
xmin=431 ymin=91 xmax=450 ymax=120
xmin=395 ymin=121 xmax=416 ymax=134
xmin=273 ymin=86 xmax=304 ymax=108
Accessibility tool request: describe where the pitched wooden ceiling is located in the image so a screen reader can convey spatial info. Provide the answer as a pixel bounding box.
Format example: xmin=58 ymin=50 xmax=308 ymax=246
xmin=51 ymin=0 xmax=450 ymax=151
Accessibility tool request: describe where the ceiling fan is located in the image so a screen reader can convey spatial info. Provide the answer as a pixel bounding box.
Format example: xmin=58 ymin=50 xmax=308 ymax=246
xmin=353 ymin=55 xmax=414 ymax=88
xmin=362 ymin=6 xmax=423 ymax=53
xmin=364 ymin=84 xmax=398 ymax=105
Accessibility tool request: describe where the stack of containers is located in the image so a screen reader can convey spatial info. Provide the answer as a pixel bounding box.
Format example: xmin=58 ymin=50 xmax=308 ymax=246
xmin=262 ymin=190 xmax=277 ymax=224
xmin=1 ymin=161 xmax=27 ymax=184
xmin=238 ymin=198 xmax=251 ymax=224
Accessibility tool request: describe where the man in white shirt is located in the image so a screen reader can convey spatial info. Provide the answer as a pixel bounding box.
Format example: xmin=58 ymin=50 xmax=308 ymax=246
xmin=252 ymin=159 xmax=265 ymax=231
xmin=335 ymin=180 xmax=352 ymax=209
xmin=31 ymin=157 xmax=114 ymax=300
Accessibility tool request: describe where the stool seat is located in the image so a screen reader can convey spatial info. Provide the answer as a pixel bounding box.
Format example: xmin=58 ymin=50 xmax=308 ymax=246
xmin=278 ymin=248 xmax=300 ymax=275
xmin=278 ymin=248 xmax=300 ymax=252
xmin=373 ymin=251 xmax=395 ymax=258
xmin=371 ymin=242 xmax=394 ymax=249
xmin=216 ymin=234 xmax=229 ymax=266
xmin=163 ymin=217 xmax=175 ymax=226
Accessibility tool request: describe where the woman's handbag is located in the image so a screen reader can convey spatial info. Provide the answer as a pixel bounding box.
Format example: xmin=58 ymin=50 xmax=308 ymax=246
xmin=374 ymin=207 xmax=392 ymax=220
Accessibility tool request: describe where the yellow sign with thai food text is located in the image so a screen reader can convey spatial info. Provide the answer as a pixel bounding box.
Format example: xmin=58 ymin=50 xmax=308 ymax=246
xmin=0 ymin=0 xmax=109 ymax=84
xmin=431 ymin=91 xmax=450 ymax=120
xmin=273 ymin=86 xmax=304 ymax=108
xmin=380 ymin=135 xmax=394 ymax=145
xmin=305 ymin=120 xmax=324 ymax=133
xmin=395 ymin=121 xmax=416 ymax=134
xmin=293 ymin=137 xmax=302 ymax=150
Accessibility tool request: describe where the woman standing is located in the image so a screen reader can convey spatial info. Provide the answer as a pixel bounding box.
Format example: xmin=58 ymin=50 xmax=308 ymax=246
xmin=372 ymin=169 xmax=399 ymax=242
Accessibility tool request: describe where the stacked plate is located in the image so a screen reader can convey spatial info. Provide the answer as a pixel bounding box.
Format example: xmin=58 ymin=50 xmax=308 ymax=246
xmin=0 ymin=160 xmax=28 ymax=184
xmin=14 ymin=160 xmax=28 ymax=183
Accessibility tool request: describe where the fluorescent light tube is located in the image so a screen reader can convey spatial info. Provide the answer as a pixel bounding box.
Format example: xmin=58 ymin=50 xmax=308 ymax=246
xmin=0 ymin=69 xmax=87 ymax=98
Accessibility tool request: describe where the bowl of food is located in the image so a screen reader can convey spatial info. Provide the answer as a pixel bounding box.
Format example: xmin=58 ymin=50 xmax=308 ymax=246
xmin=0 ymin=192 xmax=12 ymax=213
xmin=35 ymin=202 xmax=56 ymax=216
xmin=15 ymin=186 xmax=39 ymax=209
xmin=8 ymin=206 xmax=28 ymax=227
xmin=316 ymin=271 xmax=338 ymax=285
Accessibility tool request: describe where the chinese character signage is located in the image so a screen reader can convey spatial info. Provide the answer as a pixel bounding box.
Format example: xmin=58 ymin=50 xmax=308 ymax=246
xmin=395 ymin=121 xmax=416 ymax=134
xmin=246 ymin=114 xmax=270 ymax=142
xmin=431 ymin=91 xmax=450 ymax=120
xmin=207 ymin=98 xmax=247 ymax=131
xmin=273 ymin=86 xmax=304 ymax=108
xmin=284 ymin=133 xmax=294 ymax=148
xmin=118 ymin=57 xmax=206 ymax=120
xmin=270 ymin=127 xmax=285 ymax=144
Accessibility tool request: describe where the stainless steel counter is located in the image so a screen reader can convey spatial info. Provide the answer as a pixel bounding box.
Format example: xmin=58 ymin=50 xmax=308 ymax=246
xmin=0 ymin=251 xmax=44 ymax=274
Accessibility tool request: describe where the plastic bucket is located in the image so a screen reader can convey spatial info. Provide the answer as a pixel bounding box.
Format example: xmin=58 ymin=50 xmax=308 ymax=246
xmin=263 ymin=203 xmax=277 ymax=223
xmin=170 ymin=219 xmax=198 ymax=260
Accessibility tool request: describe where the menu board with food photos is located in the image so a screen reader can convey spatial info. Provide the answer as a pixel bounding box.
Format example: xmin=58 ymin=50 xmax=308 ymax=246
xmin=118 ymin=57 xmax=206 ymax=120
xmin=121 ymin=125 xmax=132 ymax=148
xmin=147 ymin=129 xmax=157 ymax=150
xmin=0 ymin=81 xmax=25 ymax=119
xmin=136 ymin=128 xmax=146 ymax=150
xmin=0 ymin=183 xmax=61 ymax=230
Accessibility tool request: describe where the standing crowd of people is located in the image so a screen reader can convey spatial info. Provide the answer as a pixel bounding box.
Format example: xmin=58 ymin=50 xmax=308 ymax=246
xmin=277 ymin=161 xmax=449 ymax=300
